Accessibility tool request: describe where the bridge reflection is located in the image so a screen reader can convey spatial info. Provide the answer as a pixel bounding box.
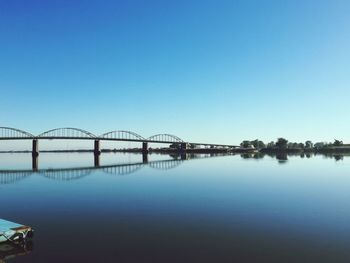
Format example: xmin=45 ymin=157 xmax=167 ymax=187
xmin=0 ymin=154 xmax=226 ymax=184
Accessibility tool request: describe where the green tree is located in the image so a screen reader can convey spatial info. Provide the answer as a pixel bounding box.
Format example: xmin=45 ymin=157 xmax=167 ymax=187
xmin=305 ymin=140 xmax=313 ymax=149
xmin=276 ymin=138 xmax=288 ymax=150
xmin=251 ymin=139 xmax=266 ymax=149
xmin=333 ymin=139 xmax=343 ymax=146
xmin=240 ymin=140 xmax=251 ymax=148
xmin=267 ymin=141 xmax=275 ymax=148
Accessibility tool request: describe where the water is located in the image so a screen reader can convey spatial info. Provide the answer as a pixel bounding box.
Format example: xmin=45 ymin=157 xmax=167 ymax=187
xmin=1 ymin=152 xmax=350 ymax=262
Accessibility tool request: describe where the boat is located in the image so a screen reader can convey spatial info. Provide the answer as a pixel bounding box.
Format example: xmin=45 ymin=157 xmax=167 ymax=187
xmin=0 ymin=219 xmax=34 ymax=244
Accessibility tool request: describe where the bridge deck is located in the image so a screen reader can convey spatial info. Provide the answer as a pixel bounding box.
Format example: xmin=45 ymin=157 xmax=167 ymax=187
xmin=0 ymin=137 xmax=238 ymax=147
xmin=0 ymin=127 xmax=238 ymax=147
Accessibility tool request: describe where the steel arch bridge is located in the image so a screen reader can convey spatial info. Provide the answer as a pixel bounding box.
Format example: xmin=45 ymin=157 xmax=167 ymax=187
xmin=100 ymin=130 xmax=145 ymax=141
xmin=0 ymin=126 xmax=239 ymax=155
xmin=0 ymin=127 xmax=187 ymax=143
xmin=147 ymin=134 xmax=184 ymax=143
xmin=0 ymin=127 xmax=35 ymax=139
xmin=38 ymin=128 xmax=97 ymax=139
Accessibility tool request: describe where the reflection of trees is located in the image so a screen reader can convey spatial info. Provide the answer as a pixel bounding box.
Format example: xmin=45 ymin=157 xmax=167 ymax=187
xmin=240 ymin=153 xmax=252 ymax=159
xmin=276 ymin=152 xmax=288 ymax=163
xmin=243 ymin=151 xmax=347 ymax=163
xmin=334 ymin=155 xmax=344 ymax=161
xmin=253 ymin=152 xmax=264 ymax=159
xmin=319 ymin=153 xmax=345 ymax=161
xmin=240 ymin=153 xmax=264 ymax=159
xmin=243 ymin=151 xmax=289 ymax=163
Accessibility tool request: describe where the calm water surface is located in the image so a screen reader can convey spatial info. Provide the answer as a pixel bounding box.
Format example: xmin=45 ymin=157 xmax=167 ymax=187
xmin=1 ymin=153 xmax=350 ymax=262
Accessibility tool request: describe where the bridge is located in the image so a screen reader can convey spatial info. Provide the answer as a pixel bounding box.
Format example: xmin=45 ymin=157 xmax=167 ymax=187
xmin=0 ymin=127 xmax=238 ymax=156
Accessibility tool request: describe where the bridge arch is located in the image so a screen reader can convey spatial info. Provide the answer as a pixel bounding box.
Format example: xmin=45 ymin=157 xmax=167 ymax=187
xmin=0 ymin=127 xmax=34 ymax=138
xmin=99 ymin=130 xmax=145 ymax=141
xmin=0 ymin=171 xmax=33 ymax=184
xmin=37 ymin=128 xmax=96 ymax=139
xmin=149 ymin=159 xmax=183 ymax=170
xmin=40 ymin=169 xmax=92 ymax=181
xmin=147 ymin=134 xmax=184 ymax=143
xmin=102 ymin=164 xmax=144 ymax=176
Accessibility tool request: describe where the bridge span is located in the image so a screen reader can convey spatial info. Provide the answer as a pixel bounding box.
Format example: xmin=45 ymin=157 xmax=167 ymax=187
xmin=0 ymin=127 xmax=238 ymax=156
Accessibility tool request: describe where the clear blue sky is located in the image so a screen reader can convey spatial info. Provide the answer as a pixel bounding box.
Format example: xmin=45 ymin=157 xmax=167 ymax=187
xmin=1 ymin=0 xmax=349 ymax=145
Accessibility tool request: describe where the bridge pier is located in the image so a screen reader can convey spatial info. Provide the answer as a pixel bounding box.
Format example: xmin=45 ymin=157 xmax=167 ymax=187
xmin=32 ymin=155 xmax=39 ymax=171
xmin=142 ymin=153 xmax=148 ymax=164
xmin=142 ymin=142 xmax=148 ymax=154
xmin=94 ymin=140 xmax=101 ymax=155
xmin=94 ymin=154 xmax=100 ymax=167
xmin=180 ymin=143 xmax=187 ymax=152
xmin=32 ymin=139 xmax=39 ymax=157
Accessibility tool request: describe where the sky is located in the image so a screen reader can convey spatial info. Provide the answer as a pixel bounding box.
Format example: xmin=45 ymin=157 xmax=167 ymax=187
xmin=1 ymin=0 xmax=350 ymax=147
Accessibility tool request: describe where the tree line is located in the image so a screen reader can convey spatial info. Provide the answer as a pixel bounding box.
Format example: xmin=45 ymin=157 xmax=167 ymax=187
xmin=240 ymin=138 xmax=345 ymax=150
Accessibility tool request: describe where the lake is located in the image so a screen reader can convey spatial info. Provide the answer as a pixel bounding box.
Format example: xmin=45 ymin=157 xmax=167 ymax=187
xmin=1 ymin=152 xmax=350 ymax=262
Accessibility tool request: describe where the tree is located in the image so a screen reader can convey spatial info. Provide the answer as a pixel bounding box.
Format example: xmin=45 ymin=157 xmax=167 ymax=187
xmin=275 ymin=138 xmax=288 ymax=150
xmin=314 ymin=142 xmax=325 ymax=149
xmin=333 ymin=139 xmax=343 ymax=147
xmin=169 ymin=143 xmax=181 ymax=149
xmin=240 ymin=140 xmax=252 ymax=148
xmin=251 ymin=139 xmax=266 ymax=149
xmin=305 ymin=140 xmax=313 ymax=149
xmin=267 ymin=141 xmax=275 ymax=148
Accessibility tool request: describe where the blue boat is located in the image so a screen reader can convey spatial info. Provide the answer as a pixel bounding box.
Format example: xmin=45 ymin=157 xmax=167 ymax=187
xmin=0 ymin=219 xmax=33 ymax=243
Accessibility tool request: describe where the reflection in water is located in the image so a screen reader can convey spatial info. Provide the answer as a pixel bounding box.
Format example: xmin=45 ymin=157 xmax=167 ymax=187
xmin=0 ymin=241 xmax=33 ymax=263
xmin=0 ymin=153 xmax=227 ymax=184
xmin=2 ymin=153 xmax=350 ymax=262
xmin=2 ymin=152 xmax=347 ymax=185
xmin=275 ymin=152 xmax=288 ymax=163
xmin=241 ymin=151 xmax=348 ymax=163
xmin=333 ymin=154 xmax=344 ymax=161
